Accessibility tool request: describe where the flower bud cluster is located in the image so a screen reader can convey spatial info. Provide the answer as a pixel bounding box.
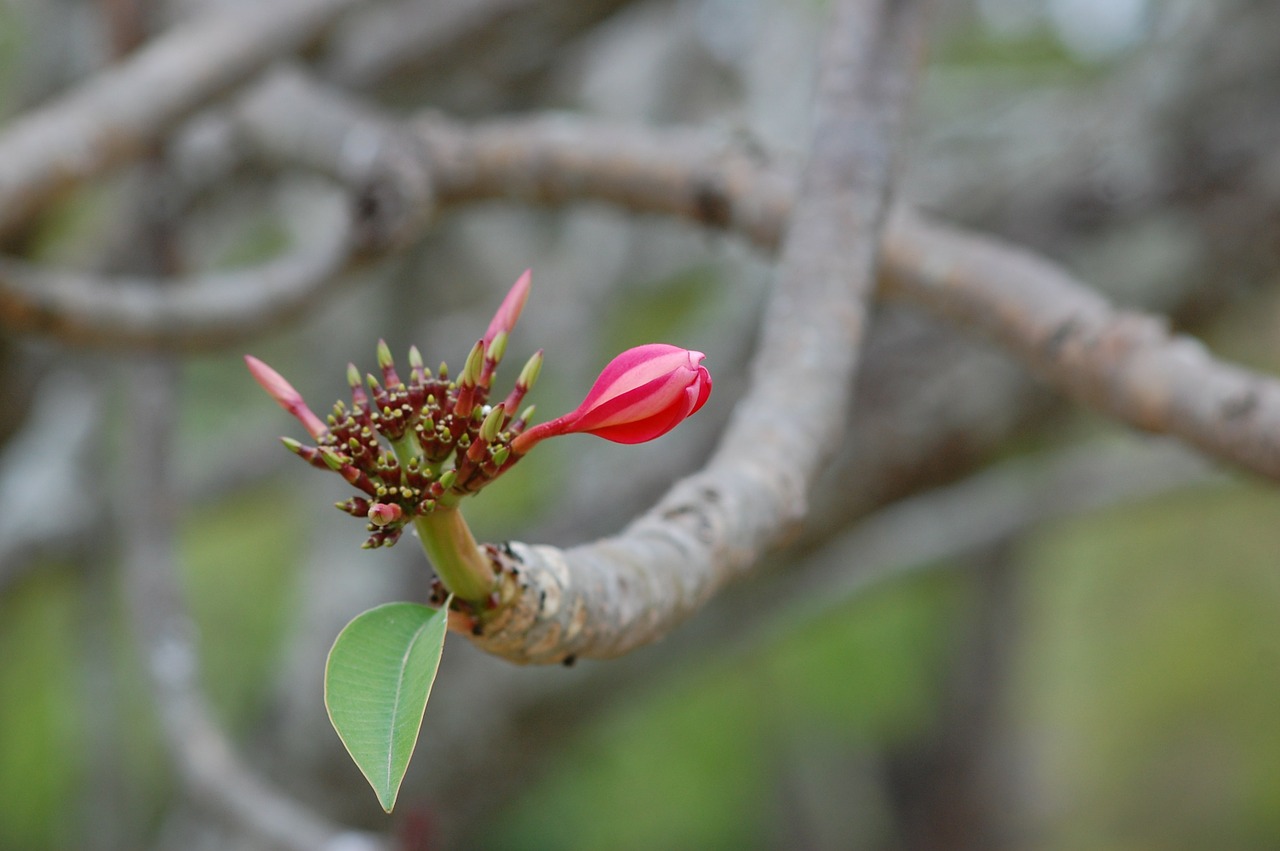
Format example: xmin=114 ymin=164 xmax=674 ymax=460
xmin=293 ymin=336 xmax=541 ymax=549
xmin=248 ymin=270 xmax=538 ymax=549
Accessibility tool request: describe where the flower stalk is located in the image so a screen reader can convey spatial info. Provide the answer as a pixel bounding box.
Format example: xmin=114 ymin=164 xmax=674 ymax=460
xmin=413 ymin=507 xmax=495 ymax=602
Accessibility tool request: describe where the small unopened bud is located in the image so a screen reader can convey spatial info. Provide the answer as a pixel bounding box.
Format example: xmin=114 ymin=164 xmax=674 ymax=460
xmin=336 ymin=497 xmax=372 ymax=517
xmin=367 ymin=503 xmax=403 ymax=527
xmin=502 ymin=350 xmax=543 ymax=413
xmin=377 ymin=339 xmax=402 ymax=387
xmin=517 ymin=350 xmax=543 ymax=391
xmin=319 ymin=447 xmax=347 ymax=471
xmin=479 ymin=405 xmax=505 ymax=443
xmin=408 ymin=346 xmax=427 ymax=383
xmin=438 ymin=469 xmax=458 ymax=491
xmin=245 ymin=355 xmax=328 ymax=439
xmin=487 ymin=331 xmax=508 ymax=367
xmin=454 ymin=341 xmax=485 ymax=415
xmin=460 ymin=341 xmax=484 ymax=387
xmin=491 ymin=445 xmax=510 ymax=467
xmin=346 ymin=363 xmax=368 ymax=409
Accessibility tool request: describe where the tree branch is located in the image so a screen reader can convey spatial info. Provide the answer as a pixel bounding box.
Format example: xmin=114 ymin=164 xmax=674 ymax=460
xmin=0 ymin=0 xmax=372 ymax=239
xmin=880 ymin=211 xmax=1280 ymax=482
xmin=468 ymin=0 xmax=928 ymax=663
xmin=0 ymin=200 xmax=355 ymax=350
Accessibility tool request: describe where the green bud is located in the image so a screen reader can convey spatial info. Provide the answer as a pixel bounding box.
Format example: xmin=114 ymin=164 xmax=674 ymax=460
xmin=281 ymin=436 xmax=304 ymax=454
xmin=518 ymin=405 xmax=536 ymax=424
xmin=376 ymin=338 xmax=395 ymax=370
xmin=319 ymin=447 xmax=346 ymax=471
xmin=517 ymin=350 xmax=543 ymax=390
xmin=461 ymin=340 xmax=484 ymax=386
xmin=487 ymin=331 xmax=509 ymax=365
xmin=346 ymin=363 xmax=361 ymax=388
xmin=408 ymin=345 xmax=424 ymax=371
xmin=438 ymin=362 xmax=449 ymax=380
xmin=491 ymin=446 xmax=510 ymax=467
xmin=438 ymin=470 xmax=458 ymax=490
xmin=479 ymin=406 xmax=505 ymax=443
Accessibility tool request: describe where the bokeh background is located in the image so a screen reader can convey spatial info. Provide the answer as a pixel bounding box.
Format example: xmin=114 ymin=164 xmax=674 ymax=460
xmin=2 ymin=0 xmax=1279 ymax=848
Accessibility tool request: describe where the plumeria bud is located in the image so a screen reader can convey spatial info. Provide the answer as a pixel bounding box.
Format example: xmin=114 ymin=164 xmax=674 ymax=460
xmin=346 ymin=363 xmax=368 ymax=408
xmin=487 ymin=331 xmax=509 ymax=366
xmin=454 ymin=340 xmax=485 ymax=415
xmin=318 ymin=447 xmax=347 ymax=472
xmin=511 ymin=344 xmax=711 ymax=453
xmin=517 ymin=349 xmax=543 ymax=390
xmin=460 ymin=341 xmax=484 ymax=387
xmin=479 ymin=405 xmax=505 ymax=443
xmin=408 ymin=345 xmax=427 ymax=381
xmin=502 ymin=349 xmax=543 ymax=413
xmin=282 ymin=436 xmax=328 ymax=469
xmin=245 ymin=355 xmax=328 ymax=439
xmin=336 ymin=497 xmax=372 ymax=517
xmin=367 ymin=502 xmax=403 ymax=527
xmin=512 ymin=405 xmax=536 ymax=432
xmin=482 ymin=269 xmax=532 ymax=348
xmin=481 ymin=330 xmax=510 ymax=386
xmin=376 ymin=339 xmax=402 ymax=387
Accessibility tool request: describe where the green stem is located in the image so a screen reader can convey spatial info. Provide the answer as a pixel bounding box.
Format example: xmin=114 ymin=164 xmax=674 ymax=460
xmin=413 ymin=507 xmax=495 ymax=602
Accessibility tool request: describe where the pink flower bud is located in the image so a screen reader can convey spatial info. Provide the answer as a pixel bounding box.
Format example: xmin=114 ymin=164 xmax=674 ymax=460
xmin=367 ymin=502 xmax=403 ymax=527
xmin=244 ymin=355 xmax=327 ymax=439
xmin=482 ymin=269 xmax=532 ymax=348
xmin=512 ymin=344 xmax=711 ymax=453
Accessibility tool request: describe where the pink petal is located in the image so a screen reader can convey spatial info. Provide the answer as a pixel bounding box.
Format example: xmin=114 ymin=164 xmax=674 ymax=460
xmin=579 ymin=344 xmax=704 ymax=409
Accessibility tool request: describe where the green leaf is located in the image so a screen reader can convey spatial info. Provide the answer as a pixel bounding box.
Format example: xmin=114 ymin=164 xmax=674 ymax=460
xmin=324 ymin=601 xmax=450 ymax=812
